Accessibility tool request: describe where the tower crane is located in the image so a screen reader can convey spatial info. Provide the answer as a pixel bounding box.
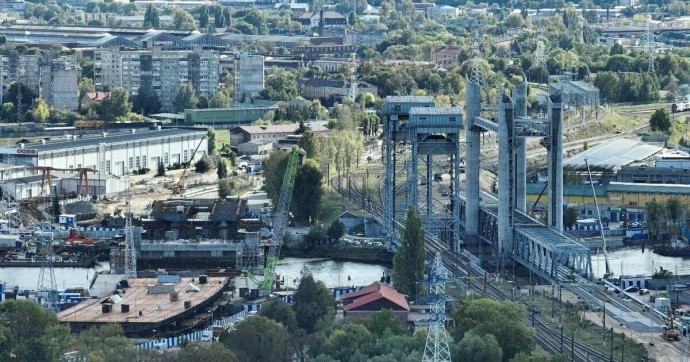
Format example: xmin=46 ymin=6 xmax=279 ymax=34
xmin=243 ymin=147 xmax=300 ymax=295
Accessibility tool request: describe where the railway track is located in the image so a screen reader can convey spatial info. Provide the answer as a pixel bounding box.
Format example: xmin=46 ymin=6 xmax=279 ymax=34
xmin=332 ymin=173 xmax=612 ymax=361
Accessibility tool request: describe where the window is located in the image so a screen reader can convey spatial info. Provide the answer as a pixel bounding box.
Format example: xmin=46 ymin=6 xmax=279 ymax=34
xmin=106 ymin=161 xmax=111 ymax=174
xmin=142 ymin=157 xmax=147 ymax=168
xmin=449 ymin=116 xmax=456 ymax=122
xmin=135 ymin=156 xmax=140 ymax=168
xmin=183 ymin=150 xmax=188 ymax=163
xmin=128 ymin=157 xmax=133 ymax=169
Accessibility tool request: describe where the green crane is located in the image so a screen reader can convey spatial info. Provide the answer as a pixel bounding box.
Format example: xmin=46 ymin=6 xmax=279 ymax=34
xmin=244 ymin=147 xmax=300 ymax=295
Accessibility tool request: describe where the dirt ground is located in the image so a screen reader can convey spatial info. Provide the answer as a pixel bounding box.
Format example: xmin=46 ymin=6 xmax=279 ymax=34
xmin=535 ymin=285 xmax=686 ymax=361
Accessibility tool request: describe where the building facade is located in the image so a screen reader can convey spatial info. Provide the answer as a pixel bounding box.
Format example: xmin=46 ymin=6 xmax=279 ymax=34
xmin=234 ymin=53 xmax=264 ymax=101
xmin=40 ymin=59 xmax=79 ymax=109
xmin=0 ymin=128 xmax=208 ymax=176
xmin=94 ymin=47 xmax=220 ymax=112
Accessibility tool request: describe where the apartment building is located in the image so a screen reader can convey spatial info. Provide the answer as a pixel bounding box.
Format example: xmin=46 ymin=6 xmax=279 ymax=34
xmin=0 ymin=52 xmax=78 ymax=108
xmin=234 ymin=53 xmax=264 ymax=101
xmin=94 ymin=47 xmax=220 ymax=111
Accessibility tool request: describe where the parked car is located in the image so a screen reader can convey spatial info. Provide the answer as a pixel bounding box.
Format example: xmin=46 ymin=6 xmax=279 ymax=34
xmin=639 ymin=288 xmax=650 ymax=295
xmin=625 ymin=286 xmax=640 ymax=293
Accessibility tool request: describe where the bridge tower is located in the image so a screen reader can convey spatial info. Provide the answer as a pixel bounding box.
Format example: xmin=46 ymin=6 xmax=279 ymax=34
xmin=422 ymin=252 xmax=451 ymax=362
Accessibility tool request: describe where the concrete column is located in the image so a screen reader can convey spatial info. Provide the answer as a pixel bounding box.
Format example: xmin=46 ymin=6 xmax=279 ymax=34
xmin=464 ymin=77 xmax=481 ymax=238
xmin=497 ymin=92 xmax=514 ymax=257
xmin=384 ymin=116 xmax=395 ymax=238
xmin=515 ymin=137 xmax=526 ymax=212
xmin=547 ymin=95 xmax=564 ymax=232
xmin=409 ymin=139 xmax=418 ymax=209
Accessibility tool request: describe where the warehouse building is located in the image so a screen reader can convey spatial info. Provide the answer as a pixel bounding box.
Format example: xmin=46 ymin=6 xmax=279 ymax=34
xmin=0 ymin=128 xmax=207 ymax=177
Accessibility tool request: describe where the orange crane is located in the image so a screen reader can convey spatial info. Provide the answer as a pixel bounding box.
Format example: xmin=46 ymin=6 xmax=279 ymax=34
xmin=28 ymin=166 xmax=96 ymax=197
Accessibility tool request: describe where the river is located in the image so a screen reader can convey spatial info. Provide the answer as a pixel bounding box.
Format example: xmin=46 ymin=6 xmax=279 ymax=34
xmin=591 ymin=247 xmax=690 ymax=278
xmin=0 ymin=262 xmax=110 ymax=291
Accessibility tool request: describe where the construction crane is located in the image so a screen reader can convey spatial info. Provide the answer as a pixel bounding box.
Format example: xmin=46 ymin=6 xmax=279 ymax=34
xmin=172 ymin=136 xmax=207 ymax=194
xmin=584 ymin=158 xmax=612 ymax=278
xmin=244 ymin=147 xmax=300 ymax=295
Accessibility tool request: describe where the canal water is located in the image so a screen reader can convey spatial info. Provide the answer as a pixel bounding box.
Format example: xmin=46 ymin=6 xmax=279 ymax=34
xmin=0 ymin=258 xmax=390 ymax=291
xmin=591 ymin=247 xmax=690 ymax=278
xmin=0 ymin=262 xmax=110 ymax=291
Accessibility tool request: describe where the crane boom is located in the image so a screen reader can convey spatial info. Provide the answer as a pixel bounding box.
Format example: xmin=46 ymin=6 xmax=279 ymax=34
xmin=245 ymin=147 xmax=300 ymax=294
xmin=584 ymin=158 xmax=611 ymax=277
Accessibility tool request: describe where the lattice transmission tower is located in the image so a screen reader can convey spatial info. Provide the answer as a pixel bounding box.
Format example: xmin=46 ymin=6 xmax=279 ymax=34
xmin=645 ymin=21 xmax=655 ymax=74
xmin=422 ymin=252 xmax=451 ymax=362
xmin=470 ymin=29 xmax=485 ymax=88
xmin=36 ymin=234 xmax=58 ymax=311
xmin=123 ymin=175 xmax=137 ymax=278
xmin=348 ymin=53 xmax=358 ymax=102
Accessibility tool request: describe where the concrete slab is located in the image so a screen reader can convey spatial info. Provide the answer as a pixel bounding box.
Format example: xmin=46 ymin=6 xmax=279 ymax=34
xmin=90 ymin=273 xmax=126 ymax=298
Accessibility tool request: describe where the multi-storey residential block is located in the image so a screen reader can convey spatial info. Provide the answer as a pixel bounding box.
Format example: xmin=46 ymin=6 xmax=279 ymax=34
xmin=40 ymin=59 xmax=79 ymax=110
xmin=234 ymin=53 xmax=264 ymax=101
xmin=94 ymin=47 xmax=220 ymax=112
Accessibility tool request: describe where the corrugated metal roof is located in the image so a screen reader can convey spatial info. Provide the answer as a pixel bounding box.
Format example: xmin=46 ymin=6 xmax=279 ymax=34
xmin=385 ymin=96 xmax=435 ymax=103
xmin=564 ymin=139 xmax=662 ymax=170
xmin=608 ymin=182 xmax=690 ymax=195
xmin=409 ymin=107 xmax=461 ymax=115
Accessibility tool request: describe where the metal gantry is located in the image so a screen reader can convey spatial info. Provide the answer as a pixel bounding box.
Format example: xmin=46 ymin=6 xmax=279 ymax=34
xmin=0 ymin=154 xmax=22 ymax=228
xmin=422 ymin=252 xmax=452 ymax=362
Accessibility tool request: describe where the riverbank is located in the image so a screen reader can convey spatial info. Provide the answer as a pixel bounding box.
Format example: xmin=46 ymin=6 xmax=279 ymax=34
xmin=281 ymin=246 xmax=393 ymax=264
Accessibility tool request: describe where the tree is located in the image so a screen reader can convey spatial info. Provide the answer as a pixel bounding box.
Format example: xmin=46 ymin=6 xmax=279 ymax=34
xmin=326 ymin=219 xmax=345 ymax=242
xmin=77 ymin=78 xmax=95 ymax=110
xmin=292 ymin=159 xmax=323 ymax=222
xmin=52 ymin=196 xmax=62 ymax=218
xmin=666 ymin=197 xmax=683 ymax=238
xmin=327 ymin=323 xmax=375 ymax=361
xmin=392 ymin=206 xmax=426 ymax=300
xmin=649 ymin=108 xmax=671 ymax=134
xmin=217 ymin=159 xmax=228 ymax=179
xmin=218 ymin=178 xmax=236 ymax=198
xmin=157 ymin=161 xmax=166 ymax=176
xmin=220 ymin=316 xmax=289 ymax=362
xmin=98 ymin=87 xmax=131 ymax=123
xmin=175 ymin=83 xmax=198 ymax=112
xmin=199 ymin=6 xmax=210 ymax=28
xmin=73 ymin=324 xmax=138 ymax=361
xmin=259 ymin=298 xmax=298 ymax=331
xmin=259 ymin=70 xmax=298 ymax=101
xmin=143 ymin=3 xmax=160 ymax=28
xmin=194 ymin=154 xmax=214 ymax=173
xmin=593 ymin=71 xmax=620 ymax=103
xmin=176 ymin=342 xmax=238 ymax=362
xmin=0 ymin=300 xmax=71 ymax=361
xmin=5 ymin=82 xmax=36 ymax=120
xmin=29 ymin=98 xmax=50 ymax=123
xmin=292 ymin=268 xmax=335 ymax=333
xmin=207 ymin=126 xmax=217 ymax=155
xmin=646 ymin=199 xmax=665 ymax=240
xmin=452 ymin=333 xmax=503 ymax=362
xmin=303 ymin=224 xmax=326 ymax=249
xmin=208 ymin=92 xmax=230 ymax=108
xmin=263 ymin=151 xmax=290 ymax=205
xmin=172 ymin=8 xmax=197 ymax=30
xmin=563 ymin=207 xmax=578 ymax=229
xmin=131 ymin=91 xmax=161 ymax=116
xmin=355 ymin=309 xmax=405 ymax=337
xmin=297 ymin=130 xmax=320 ymax=159
xmin=214 ymin=6 xmax=225 ymax=27
xmin=451 ymin=298 xmax=534 ymax=361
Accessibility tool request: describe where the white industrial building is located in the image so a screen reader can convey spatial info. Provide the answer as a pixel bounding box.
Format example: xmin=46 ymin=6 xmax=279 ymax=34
xmin=0 ymin=128 xmax=208 ymax=177
xmin=0 ymin=172 xmax=127 ymax=200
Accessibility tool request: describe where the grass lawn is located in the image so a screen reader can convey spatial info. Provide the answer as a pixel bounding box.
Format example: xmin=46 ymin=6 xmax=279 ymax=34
xmin=319 ymin=189 xmax=364 ymax=225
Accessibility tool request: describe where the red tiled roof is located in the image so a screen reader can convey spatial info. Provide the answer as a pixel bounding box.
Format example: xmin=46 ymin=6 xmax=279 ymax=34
xmin=342 ymin=282 xmax=410 ymax=312
xmin=84 ymin=92 xmax=111 ymax=101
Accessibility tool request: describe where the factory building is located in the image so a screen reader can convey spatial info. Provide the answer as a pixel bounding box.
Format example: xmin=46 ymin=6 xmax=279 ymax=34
xmin=0 ymin=128 xmax=207 ymax=176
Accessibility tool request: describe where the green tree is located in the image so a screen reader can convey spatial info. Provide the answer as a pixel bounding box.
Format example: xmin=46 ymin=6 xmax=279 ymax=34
xmin=29 ymin=98 xmax=49 ymax=123
xmin=175 ymin=83 xmax=198 ymax=112
xmin=199 ymin=6 xmax=210 ymax=28
xmin=143 ymin=3 xmax=160 ymax=28
xmin=563 ymin=207 xmax=579 ymax=229
xmin=646 ymin=199 xmax=665 ymax=240
xmin=355 ymin=309 xmax=405 ymax=337
xmin=451 ymin=298 xmax=535 ymax=361
xmin=207 ymin=126 xmax=217 ymax=154
xmin=73 ymin=324 xmax=137 ymax=361
xmin=649 ymin=108 xmax=671 ymax=134
xmin=303 ymin=224 xmax=326 ymax=249
xmin=194 ymin=154 xmax=214 ymax=173
xmin=292 ymin=268 xmax=335 ymax=333
xmin=222 ymin=8 xmax=232 ymax=27
xmin=5 ymin=82 xmax=36 ymax=119
xmin=297 ymin=130 xmax=321 ymax=159
xmin=214 ymin=6 xmax=225 ymax=27
xmin=0 ymin=300 xmax=72 ymax=361
xmin=77 ymin=78 xmax=95 ymax=110
xmin=259 ymin=298 xmax=298 ymax=331
xmin=217 ymin=159 xmax=228 ymax=179
xmin=666 ymin=197 xmax=683 ymax=238
xmin=262 ymin=151 xmax=289 ymax=205
xmin=218 ymin=178 xmax=236 ymax=199
xmin=593 ymin=71 xmax=620 ymax=103
xmin=172 ymin=8 xmax=197 ymax=30
xmin=52 ymin=196 xmax=61 ymax=218
xmin=392 ymin=206 xmax=426 ymax=300
xmin=326 ymin=219 xmax=345 ymax=242
xmin=157 ymin=161 xmax=166 ymax=176
xmin=610 ymin=43 xmax=625 ymax=55
xmin=259 ymin=70 xmax=298 ymax=101
xmin=220 ymin=316 xmax=289 ymax=361
xmin=327 ymin=323 xmax=374 ymax=361
xmin=98 ymin=87 xmax=131 ymax=123
xmin=177 ymin=341 xmax=238 ymax=362
xmin=208 ymin=92 xmax=230 ymax=108
xmin=131 ymin=91 xmax=161 ymax=116
xmin=452 ymin=333 xmax=503 ymax=362
xmin=293 ymin=159 xmax=323 ymax=222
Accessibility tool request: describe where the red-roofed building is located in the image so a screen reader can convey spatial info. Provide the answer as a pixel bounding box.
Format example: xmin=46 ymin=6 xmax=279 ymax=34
xmin=80 ymin=92 xmax=111 ymax=115
xmin=339 ymin=282 xmax=410 ymax=327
